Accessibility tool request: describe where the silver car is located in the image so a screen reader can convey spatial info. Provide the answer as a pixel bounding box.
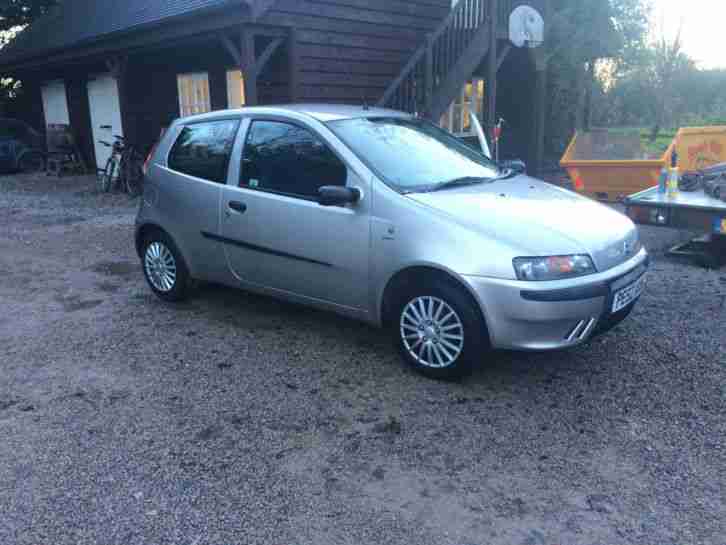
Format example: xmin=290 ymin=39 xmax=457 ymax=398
xmin=136 ymin=105 xmax=648 ymax=379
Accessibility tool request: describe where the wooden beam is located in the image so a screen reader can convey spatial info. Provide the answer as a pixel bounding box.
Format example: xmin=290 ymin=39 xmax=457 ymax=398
xmin=288 ymin=28 xmax=300 ymax=102
xmin=496 ymin=43 xmax=511 ymax=71
xmin=252 ymin=0 xmax=278 ymax=21
xmin=0 ymin=10 xmax=254 ymax=74
xmin=105 ymin=56 xmax=131 ymax=143
xmin=424 ymin=33 xmax=433 ymax=115
xmin=220 ymin=34 xmax=241 ymax=66
xmin=241 ymin=30 xmax=258 ymax=105
xmin=255 ymin=37 xmax=283 ymax=76
xmin=105 ymin=56 xmax=127 ymax=80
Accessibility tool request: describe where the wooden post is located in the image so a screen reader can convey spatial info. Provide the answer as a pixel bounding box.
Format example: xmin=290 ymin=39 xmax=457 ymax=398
xmin=487 ymin=0 xmax=499 ymax=133
xmin=241 ymin=30 xmax=258 ymax=106
xmin=107 ymin=56 xmax=130 ymax=142
xmin=424 ymin=33 xmax=434 ymax=116
xmin=288 ymin=28 xmax=300 ymax=103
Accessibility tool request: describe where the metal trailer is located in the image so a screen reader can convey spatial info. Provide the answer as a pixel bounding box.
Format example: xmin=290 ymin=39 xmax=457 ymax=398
xmin=625 ymin=187 xmax=726 ymax=268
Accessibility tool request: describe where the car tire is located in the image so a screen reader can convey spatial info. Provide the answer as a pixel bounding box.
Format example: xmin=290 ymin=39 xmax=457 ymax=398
xmin=389 ymin=278 xmax=488 ymax=380
xmin=141 ymin=230 xmax=190 ymax=302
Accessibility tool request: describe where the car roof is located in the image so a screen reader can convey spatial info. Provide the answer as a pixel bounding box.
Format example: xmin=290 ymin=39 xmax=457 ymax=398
xmin=175 ymin=104 xmax=412 ymax=125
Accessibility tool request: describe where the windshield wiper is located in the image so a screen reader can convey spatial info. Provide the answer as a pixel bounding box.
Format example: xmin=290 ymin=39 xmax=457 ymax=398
xmin=487 ymin=169 xmax=518 ymax=183
xmin=430 ymin=176 xmax=490 ymax=192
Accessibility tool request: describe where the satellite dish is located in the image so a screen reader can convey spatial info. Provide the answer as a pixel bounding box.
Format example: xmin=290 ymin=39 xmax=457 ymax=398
xmin=509 ymin=5 xmax=544 ymax=48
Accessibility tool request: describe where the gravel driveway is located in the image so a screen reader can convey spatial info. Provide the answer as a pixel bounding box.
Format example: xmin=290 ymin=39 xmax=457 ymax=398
xmin=1 ymin=174 xmax=724 ymax=545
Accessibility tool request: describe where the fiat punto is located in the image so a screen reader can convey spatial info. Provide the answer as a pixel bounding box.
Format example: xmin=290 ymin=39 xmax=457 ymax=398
xmin=136 ymin=105 xmax=648 ymax=379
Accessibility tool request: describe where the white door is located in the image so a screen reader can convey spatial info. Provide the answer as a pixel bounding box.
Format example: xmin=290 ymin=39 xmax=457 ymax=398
xmin=87 ymin=74 xmax=124 ymax=170
xmin=40 ymin=81 xmax=70 ymax=126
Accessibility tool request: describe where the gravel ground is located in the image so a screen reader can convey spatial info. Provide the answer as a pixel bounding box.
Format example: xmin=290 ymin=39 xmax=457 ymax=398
xmin=0 ymin=174 xmax=724 ymax=545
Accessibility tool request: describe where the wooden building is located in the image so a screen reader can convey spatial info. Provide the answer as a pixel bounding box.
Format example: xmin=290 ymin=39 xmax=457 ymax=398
xmin=0 ymin=0 xmax=549 ymax=173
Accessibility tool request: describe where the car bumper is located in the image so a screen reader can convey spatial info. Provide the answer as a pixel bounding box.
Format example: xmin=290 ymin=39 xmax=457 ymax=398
xmin=463 ymin=249 xmax=649 ymax=351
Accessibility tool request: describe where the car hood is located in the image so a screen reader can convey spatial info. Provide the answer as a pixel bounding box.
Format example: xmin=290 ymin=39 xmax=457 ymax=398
xmin=407 ymin=175 xmax=640 ymax=272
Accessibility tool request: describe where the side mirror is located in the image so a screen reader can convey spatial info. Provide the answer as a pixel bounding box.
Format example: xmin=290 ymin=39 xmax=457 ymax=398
xmin=318 ymin=185 xmax=361 ymax=207
xmin=499 ymin=159 xmax=527 ymax=174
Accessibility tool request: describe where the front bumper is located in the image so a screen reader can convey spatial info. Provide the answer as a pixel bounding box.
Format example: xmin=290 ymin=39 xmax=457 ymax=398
xmin=463 ymin=249 xmax=649 ymax=351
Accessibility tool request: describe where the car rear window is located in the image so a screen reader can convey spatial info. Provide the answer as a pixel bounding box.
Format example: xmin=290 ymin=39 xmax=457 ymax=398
xmin=168 ymin=119 xmax=240 ymax=183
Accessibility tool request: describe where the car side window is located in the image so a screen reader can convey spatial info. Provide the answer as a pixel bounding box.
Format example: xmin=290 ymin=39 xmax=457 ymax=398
xmin=168 ymin=119 xmax=240 ymax=183
xmin=241 ymin=120 xmax=347 ymax=199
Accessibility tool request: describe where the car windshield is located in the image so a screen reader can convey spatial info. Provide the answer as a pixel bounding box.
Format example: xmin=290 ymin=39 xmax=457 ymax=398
xmin=327 ymin=116 xmax=499 ymax=193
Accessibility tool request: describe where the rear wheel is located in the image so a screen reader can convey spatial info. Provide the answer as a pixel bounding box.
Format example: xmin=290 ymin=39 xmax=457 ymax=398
xmin=389 ymin=278 xmax=488 ymax=380
xmin=100 ymin=157 xmax=116 ymax=192
xmin=123 ymin=155 xmax=144 ymax=197
xmin=141 ymin=231 xmax=190 ymax=302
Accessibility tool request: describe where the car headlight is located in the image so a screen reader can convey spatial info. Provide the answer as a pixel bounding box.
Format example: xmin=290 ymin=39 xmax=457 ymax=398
xmin=513 ymin=255 xmax=596 ymax=281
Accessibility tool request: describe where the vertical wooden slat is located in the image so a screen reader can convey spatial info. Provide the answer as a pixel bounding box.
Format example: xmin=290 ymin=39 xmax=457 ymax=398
xmin=288 ymin=28 xmax=300 ymax=103
xmin=424 ymin=33 xmax=433 ymax=115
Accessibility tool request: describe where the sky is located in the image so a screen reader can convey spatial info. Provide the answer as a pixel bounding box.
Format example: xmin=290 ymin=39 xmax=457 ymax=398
xmin=652 ymin=0 xmax=726 ymax=69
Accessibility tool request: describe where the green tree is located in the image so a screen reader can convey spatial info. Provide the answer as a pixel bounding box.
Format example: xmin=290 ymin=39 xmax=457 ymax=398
xmin=542 ymin=0 xmax=651 ymax=157
xmin=0 ymin=0 xmax=58 ymax=32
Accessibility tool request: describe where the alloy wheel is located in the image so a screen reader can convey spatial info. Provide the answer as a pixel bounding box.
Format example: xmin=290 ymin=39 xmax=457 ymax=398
xmin=400 ymin=296 xmax=465 ymax=368
xmin=144 ymin=242 xmax=177 ymax=292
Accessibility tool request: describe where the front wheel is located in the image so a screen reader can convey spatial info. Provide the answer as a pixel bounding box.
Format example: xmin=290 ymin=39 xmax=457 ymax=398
xmin=390 ymin=279 xmax=488 ymax=380
xmin=141 ymin=231 xmax=190 ymax=302
xmin=17 ymin=151 xmax=45 ymax=173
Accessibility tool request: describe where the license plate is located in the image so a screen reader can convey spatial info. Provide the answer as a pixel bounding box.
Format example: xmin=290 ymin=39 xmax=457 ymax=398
xmin=612 ymin=274 xmax=646 ymax=314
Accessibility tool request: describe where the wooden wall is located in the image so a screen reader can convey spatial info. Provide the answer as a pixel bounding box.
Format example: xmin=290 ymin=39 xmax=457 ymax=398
xmin=261 ymin=0 xmax=451 ymax=103
xmin=8 ymin=0 xmax=456 ymax=157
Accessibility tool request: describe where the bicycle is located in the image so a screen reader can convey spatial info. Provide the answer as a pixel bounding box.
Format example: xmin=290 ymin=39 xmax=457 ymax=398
xmin=98 ymin=131 xmax=144 ymax=196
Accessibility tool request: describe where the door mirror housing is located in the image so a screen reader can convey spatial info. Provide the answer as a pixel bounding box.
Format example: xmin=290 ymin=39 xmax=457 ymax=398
xmin=499 ymin=159 xmax=527 ymax=175
xmin=318 ymin=186 xmax=361 ymax=207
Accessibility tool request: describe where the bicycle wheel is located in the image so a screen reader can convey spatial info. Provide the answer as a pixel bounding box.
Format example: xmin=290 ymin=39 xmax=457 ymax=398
xmin=123 ymin=154 xmax=144 ymax=197
xmin=100 ymin=157 xmax=117 ymax=193
xmin=17 ymin=151 xmax=46 ymax=173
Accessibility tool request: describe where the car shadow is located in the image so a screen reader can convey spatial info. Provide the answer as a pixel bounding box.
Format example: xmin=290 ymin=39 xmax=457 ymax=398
xmin=184 ymin=281 xmax=609 ymax=386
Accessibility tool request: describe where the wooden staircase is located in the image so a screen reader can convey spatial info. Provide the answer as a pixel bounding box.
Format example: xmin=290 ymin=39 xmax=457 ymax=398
xmin=378 ymin=0 xmax=503 ymax=121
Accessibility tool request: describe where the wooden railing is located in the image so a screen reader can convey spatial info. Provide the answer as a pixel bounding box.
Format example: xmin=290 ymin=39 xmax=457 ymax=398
xmin=378 ymin=0 xmax=493 ymax=115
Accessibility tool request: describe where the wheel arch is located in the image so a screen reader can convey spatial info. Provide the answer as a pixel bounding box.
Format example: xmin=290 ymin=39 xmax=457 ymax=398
xmin=135 ymin=222 xmax=165 ymax=259
xmin=378 ymin=264 xmax=491 ymax=343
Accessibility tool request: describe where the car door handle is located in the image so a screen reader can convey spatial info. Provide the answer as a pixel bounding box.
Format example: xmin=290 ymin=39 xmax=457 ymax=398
xmin=228 ymin=201 xmax=247 ymax=213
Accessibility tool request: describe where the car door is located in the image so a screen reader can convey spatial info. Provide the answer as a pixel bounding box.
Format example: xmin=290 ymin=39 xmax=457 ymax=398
xmin=158 ymin=117 xmax=240 ymax=281
xmin=220 ymin=117 xmax=370 ymax=312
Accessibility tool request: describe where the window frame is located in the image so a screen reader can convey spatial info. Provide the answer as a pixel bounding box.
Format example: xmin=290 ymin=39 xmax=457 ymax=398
xmin=176 ymin=72 xmax=212 ymax=118
xmin=166 ymin=116 xmax=242 ymax=185
xmin=237 ymin=117 xmax=350 ymax=202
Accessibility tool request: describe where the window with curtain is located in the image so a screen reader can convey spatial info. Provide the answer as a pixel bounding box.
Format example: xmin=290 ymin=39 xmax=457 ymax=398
xmin=226 ymin=70 xmax=247 ymax=109
xmin=440 ymin=79 xmax=485 ymax=136
xmin=177 ymin=72 xmax=211 ymax=117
